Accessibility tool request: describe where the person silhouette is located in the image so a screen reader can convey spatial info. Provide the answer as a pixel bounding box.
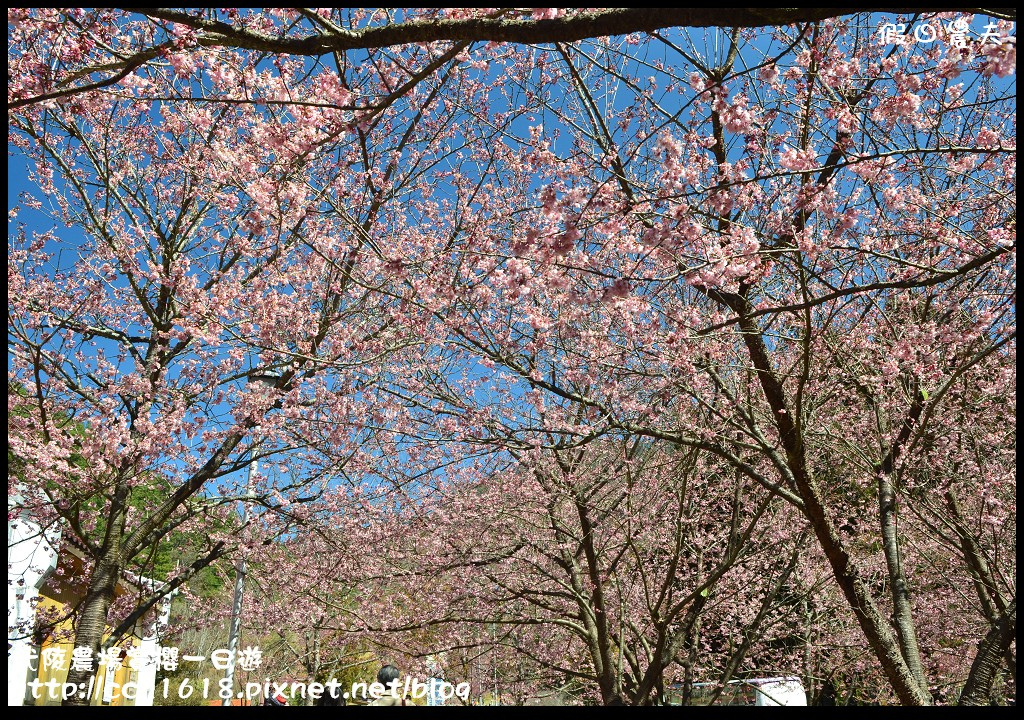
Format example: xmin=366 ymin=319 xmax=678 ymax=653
xmin=369 ymin=665 xmax=408 ymax=706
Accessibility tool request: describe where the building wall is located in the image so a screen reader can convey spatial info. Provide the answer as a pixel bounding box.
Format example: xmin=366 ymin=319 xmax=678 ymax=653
xmin=8 ymin=511 xmax=169 ymax=707
xmin=7 ymin=508 xmax=59 ymax=706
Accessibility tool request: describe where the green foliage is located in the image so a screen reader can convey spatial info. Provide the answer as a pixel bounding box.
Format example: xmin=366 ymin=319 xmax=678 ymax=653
xmin=9 ymin=382 xmax=229 ymax=597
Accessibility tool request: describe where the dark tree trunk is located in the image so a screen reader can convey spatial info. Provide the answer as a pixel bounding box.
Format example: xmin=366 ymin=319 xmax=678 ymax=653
xmin=959 ymin=600 xmax=1016 ymax=706
xmin=62 ymin=557 xmax=120 ymax=706
xmin=726 ymin=303 xmax=933 ymax=706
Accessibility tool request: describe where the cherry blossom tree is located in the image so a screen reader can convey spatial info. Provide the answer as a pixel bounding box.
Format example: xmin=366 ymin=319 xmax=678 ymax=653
xmin=335 ymin=11 xmax=1015 ymax=705
xmin=9 ymin=9 xmax=478 ymax=702
xmin=9 ymin=8 xmax=1015 ymax=706
xmin=249 ymin=439 xmax=812 ymax=704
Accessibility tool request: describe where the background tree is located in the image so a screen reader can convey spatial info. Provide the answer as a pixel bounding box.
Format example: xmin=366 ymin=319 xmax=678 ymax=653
xmin=9 ymin=8 xmax=1015 ymax=706
xmin=355 ymin=11 xmax=1015 ymax=704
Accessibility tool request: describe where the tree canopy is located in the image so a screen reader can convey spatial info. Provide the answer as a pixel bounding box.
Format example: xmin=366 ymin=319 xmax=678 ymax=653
xmin=8 ymin=8 xmax=1015 ymax=706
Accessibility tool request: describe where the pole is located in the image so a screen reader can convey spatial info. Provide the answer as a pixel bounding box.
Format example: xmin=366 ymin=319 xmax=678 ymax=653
xmin=223 ymin=457 xmax=255 ymax=705
xmin=222 ymin=369 xmax=279 ymax=705
xmin=491 ymin=623 xmax=498 ymax=704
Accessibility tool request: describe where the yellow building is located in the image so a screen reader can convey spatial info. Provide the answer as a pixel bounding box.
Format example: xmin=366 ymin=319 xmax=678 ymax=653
xmin=9 ymin=512 xmax=171 ymax=707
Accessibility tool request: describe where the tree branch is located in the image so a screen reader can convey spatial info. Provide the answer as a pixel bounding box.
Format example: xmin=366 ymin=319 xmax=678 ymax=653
xmin=121 ymin=8 xmax=1016 ymax=54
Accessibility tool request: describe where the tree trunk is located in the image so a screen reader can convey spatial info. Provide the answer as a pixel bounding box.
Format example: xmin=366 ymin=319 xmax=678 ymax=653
xmin=798 ymin=476 xmax=933 ymax=705
xmin=959 ymin=600 xmax=1016 ymax=706
xmin=62 ymin=557 xmax=120 ymax=706
xmin=878 ymin=470 xmax=930 ymax=695
xmin=575 ymin=497 xmax=618 ymax=704
xmin=730 ymin=307 xmax=933 ymax=705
